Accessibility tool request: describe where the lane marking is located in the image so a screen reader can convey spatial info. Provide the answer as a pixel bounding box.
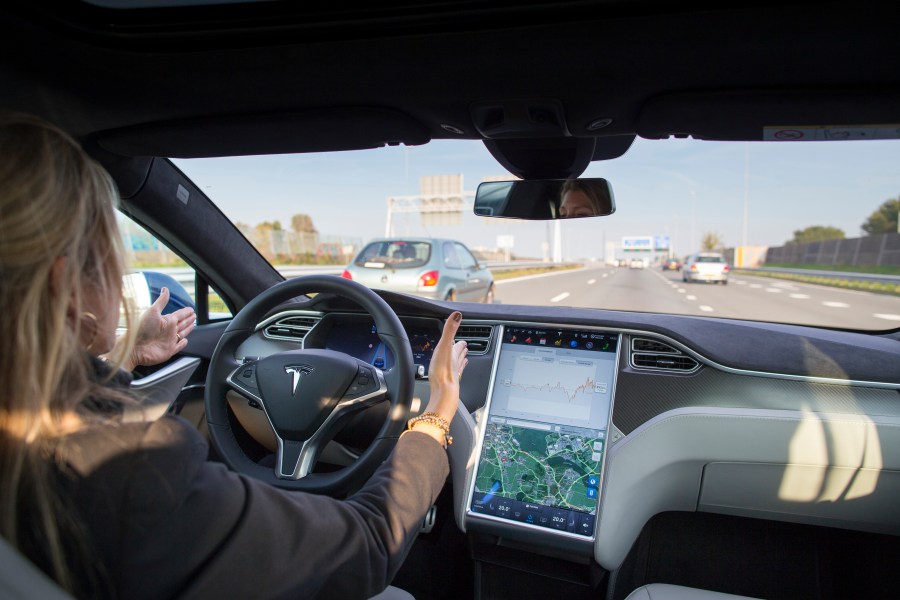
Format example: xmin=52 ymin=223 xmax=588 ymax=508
xmin=588 ymin=278 xmax=597 ymax=284
xmin=551 ymin=292 xmax=571 ymax=303
xmin=749 ymin=284 xmax=762 ymax=289
xmin=677 ymin=289 xmax=686 ymax=294
xmin=789 ymin=293 xmax=809 ymax=299
xmin=822 ymin=301 xmax=849 ymax=308
xmin=766 ymin=288 xmax=782 ymax=293
xmin=735 ymin=280 xmax=747 ymax=286
xmin=686 ymin=295 xmax=697 ymax=300
xmin=699 ymin=305 xmax=714 ymax=312
xmin=874 ymin=313 xmax=900 ymax=321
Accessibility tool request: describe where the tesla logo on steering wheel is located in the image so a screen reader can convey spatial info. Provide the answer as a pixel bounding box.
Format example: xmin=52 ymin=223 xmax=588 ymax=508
xmin=284 ymin=365 xmax=314 ymax=395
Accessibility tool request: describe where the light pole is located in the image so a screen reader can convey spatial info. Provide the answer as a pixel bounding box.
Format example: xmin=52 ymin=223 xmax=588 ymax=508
xmin=742 ymin=143 xmax=750 ymax=250
xmin=690 ymin=190 xmax=696 ymax=254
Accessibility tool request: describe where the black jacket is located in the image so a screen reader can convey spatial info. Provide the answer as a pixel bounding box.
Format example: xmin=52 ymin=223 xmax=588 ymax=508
xmin=56 ymin=415 xmax=448 ymax=600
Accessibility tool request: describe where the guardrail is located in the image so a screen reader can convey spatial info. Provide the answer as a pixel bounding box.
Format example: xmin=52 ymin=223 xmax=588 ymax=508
xmin=738 ymin=267 xmax=900 ymax=285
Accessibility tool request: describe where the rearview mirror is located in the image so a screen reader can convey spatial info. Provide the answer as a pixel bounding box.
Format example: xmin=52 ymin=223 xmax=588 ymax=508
xmin=473 ymin=178 xmax=615 ymax=220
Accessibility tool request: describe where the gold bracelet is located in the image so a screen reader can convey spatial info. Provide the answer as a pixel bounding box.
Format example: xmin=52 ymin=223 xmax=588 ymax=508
xmin=404 ymin=412 xmax=453 ymax=448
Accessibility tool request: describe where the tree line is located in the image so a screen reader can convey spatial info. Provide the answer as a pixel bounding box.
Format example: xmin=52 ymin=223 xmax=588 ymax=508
xmin=788 ymin=195 xmax=899 ymax=245
xmin=699 ymin=194 xmax=900 ymax=252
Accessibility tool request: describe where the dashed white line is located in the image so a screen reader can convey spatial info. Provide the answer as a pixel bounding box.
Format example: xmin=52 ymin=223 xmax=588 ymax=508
xmin=789 ymin=293 xmax=809 ymax=299
xmin=766 ymin=288 xmax=782 ymax=293
xmin=822 ymin=301 xmax=849 ymax=308
xmin=749 ymin=284 xmax=762 ymax=289
xmin=699 ymin=305 xmax=714 ymax=312
xmin=736 ymin=280 xmax=747 ymax=285
xmin=677 ymin=289 xmax=686 ymax=294
xmin=686 ymin=295 xmax=697 ymax=300
xmin=588 ymin=278 xmax=597 ymax=284
xmin=874 ymin=313 xmax=900 ymax=321
xmin=551 ymin=292 xmax=571 ymax=303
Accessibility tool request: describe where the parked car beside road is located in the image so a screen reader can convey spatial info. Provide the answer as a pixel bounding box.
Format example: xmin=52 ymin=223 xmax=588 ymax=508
xmin=342 ymin=238 xmax=495 ymax=302
xmin=683 ymin=252 xmax=730 ymax=284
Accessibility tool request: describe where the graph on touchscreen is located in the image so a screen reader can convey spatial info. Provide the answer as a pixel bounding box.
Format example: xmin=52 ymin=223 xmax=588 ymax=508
xmin=503 ymin=356 xmax=599 ymax=421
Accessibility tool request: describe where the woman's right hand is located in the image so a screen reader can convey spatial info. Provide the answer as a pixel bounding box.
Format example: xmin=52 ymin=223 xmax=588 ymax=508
xmin=424 ymin=311 xmax=468 ymax=424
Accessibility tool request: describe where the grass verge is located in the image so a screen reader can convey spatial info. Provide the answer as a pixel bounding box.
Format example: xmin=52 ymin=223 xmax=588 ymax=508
xmin=493 ymin=264 xmax=582 ymax=281
xmin=734 ymin=269 xmax=900 ymax=296
xmin=764 ymin=262 xmax=900 ymax=276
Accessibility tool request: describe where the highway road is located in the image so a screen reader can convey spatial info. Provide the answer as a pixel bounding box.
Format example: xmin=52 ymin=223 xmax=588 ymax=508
xmin=495 ymin=264 xmax=900 ymax=331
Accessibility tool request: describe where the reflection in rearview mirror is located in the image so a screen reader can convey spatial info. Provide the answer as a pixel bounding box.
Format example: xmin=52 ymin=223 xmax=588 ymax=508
xmin=473 ymin=178 xmax=615 ymax=221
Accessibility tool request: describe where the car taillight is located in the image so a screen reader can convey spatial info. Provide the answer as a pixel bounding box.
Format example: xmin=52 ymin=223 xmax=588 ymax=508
xmin=341 ymin=269 xmax=352 ymax=280
xmin=419 ymin=270 xmax=439 ymax=287
xmin=691 ymin=264 xmax=698 ymax=270
xmin=723 ymin=264 xmax=729 ymax=272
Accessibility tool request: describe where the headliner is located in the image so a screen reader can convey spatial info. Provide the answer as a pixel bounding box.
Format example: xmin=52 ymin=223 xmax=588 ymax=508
xmin=2 ymin=0 xmax=899 ymax=165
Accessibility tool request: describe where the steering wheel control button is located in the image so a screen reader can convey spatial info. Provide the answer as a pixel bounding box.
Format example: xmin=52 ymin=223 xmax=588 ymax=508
xmin=240 ymin=367 xmax=259 ymax=389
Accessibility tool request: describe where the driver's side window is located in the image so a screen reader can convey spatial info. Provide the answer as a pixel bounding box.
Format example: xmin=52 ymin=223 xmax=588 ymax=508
xmin=118 ymin=212 xmax=232 ymax=324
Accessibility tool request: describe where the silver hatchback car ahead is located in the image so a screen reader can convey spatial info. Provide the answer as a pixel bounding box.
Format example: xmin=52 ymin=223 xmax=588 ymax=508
xmin=341 ymin=238 xmax=495 ymax=303
xmin=682 ymin=252 xmax=730 ymax=284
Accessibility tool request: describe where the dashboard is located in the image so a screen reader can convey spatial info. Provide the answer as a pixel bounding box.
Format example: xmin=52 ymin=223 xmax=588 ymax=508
xmin=231 ymin=301 xmax=900 ymax=570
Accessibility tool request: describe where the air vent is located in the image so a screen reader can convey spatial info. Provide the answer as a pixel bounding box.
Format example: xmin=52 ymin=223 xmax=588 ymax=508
xmin=630 ymin=337 xmax=699 ymax=373
xmin=455 ymin=323 xmax=494 ymax=355
xmin=262 ymin=314 xmax=321 ymax=343
xmin=632 ymin=338 xmax=679 ymax=354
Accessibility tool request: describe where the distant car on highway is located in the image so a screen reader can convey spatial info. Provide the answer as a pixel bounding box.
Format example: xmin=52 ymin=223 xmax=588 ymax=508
xmin=629 ymin=258 xmax=645 ymax=269
xmin=342 ymin=237 xmax=495 ymax=302
xmin=683 ymin=252 xmax=729 ymax=284
xmin=661 ymin=259 xmax=682 ymax=271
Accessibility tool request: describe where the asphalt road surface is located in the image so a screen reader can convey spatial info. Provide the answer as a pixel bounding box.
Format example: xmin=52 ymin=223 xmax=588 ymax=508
xmin=495 ymin=264 xmax=900 ymax=331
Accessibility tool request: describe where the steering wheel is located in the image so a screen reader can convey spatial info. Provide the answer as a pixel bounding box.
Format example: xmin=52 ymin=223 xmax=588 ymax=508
xmin=205 ymin=275 xmax=414 ymax=496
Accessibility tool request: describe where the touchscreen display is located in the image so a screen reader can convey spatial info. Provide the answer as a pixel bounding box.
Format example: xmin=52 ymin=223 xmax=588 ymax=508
xmin=468 ymin=326 xmax=618 ymax=538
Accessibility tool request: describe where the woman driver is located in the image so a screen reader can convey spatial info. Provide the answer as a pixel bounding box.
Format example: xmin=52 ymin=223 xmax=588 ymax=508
xmin=0 ymin=113 xmax=467 ymax=599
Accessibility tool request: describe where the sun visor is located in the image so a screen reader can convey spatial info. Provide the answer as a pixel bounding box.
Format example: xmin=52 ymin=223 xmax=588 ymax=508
xmin=637 ymin=90 xmax=900 ymax=141
xmin=95 ymin=108 xmax=431 ymax=158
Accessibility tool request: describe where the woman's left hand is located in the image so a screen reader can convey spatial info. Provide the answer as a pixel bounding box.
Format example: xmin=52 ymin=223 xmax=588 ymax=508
xmin=124 ymin=287 xmax=196 ymax=371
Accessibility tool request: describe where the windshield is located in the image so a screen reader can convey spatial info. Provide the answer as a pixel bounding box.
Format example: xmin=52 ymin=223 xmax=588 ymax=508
xmin=173 ymin=137 xmax=900 ymax=331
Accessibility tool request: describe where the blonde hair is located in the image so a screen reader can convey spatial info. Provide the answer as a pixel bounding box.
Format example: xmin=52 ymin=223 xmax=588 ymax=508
xmin=0 ymin=112 xmax=134 ymax=594
xmin=560 ymin=179 xmax=608 ymax=215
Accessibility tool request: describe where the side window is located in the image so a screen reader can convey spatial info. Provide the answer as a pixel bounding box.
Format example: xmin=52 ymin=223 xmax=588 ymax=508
xmin=442 ymin=242 xmax=462 ymax=269
xmin=118 ymin=212 xmax=232 ymax=323
xmin=454 ymin=242 xmax=478 ymax=270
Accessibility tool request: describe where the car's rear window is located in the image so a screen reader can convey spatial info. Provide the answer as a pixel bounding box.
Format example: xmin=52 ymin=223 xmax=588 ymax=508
xmin=355 ymin=240 xmax=431 ymax=269
xmin=696 ymin=256 xmax=726 ymax=263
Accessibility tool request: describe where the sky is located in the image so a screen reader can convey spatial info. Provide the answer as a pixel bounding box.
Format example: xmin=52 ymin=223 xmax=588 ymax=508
xmin=173 ymin=137 xmax=900 ymax=260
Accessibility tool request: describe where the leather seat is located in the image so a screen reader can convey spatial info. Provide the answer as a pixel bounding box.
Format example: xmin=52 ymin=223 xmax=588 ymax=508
xmin=625 ymin=583 xmax=761 ymax=600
